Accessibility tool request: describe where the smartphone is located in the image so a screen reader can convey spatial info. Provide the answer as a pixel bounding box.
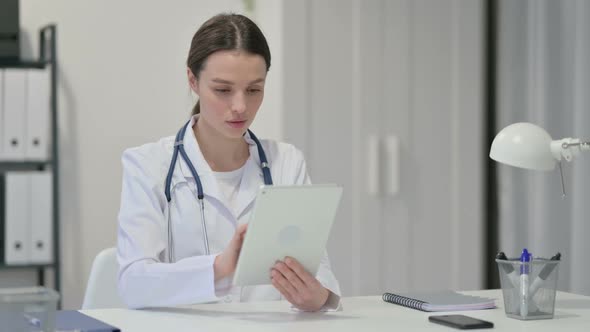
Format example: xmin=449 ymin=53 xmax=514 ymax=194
xmin=428 ymin=315 xmax=493 ymax=329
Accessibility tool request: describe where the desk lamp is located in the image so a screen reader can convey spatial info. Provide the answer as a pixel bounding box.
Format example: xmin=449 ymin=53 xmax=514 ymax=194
xmin=489 ymin=122 xmax=590 ymax=196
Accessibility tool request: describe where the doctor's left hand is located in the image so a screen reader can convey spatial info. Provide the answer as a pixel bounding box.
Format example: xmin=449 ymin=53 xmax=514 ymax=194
xmin=271 ymin=257 xmax=330 ymax=312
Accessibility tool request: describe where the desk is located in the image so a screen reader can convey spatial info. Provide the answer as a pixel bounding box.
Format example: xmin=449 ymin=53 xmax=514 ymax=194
xmin=81 ymin=290 xmax=590 ymax=331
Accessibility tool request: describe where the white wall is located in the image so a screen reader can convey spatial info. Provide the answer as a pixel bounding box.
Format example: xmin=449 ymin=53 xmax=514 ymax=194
xmin=15 ymin=0 xmax=283 ymax=309
xmin=283 ymin=0 xmax=485 ymax=296
xmin=497 ymin=0 xmax=590 ymax=295
xmin=8 ymin=0 xmax=486 ymax=308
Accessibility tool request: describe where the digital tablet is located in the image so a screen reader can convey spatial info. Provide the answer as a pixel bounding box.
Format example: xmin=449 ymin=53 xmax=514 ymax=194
xmin=232 ymin=184 xmax=343 ymax=286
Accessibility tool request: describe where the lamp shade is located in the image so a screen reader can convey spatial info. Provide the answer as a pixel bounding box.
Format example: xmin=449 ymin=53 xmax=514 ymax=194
xmin=489 ymin=122 xmax=556 ymax=171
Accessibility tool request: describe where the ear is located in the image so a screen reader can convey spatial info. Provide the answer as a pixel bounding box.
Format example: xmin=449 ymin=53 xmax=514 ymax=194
xmin=187 ymin=68 xmax=200 ymax=95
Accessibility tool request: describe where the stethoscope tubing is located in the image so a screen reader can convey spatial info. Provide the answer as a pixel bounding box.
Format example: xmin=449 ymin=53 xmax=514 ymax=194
xmin=165 ymin=120 xmax=272 ymax=262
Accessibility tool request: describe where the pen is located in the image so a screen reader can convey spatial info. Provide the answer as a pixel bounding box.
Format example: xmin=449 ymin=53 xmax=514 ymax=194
xmin=495 ymin=251 xmax=511 ymax=272
xmin=24 ymin=313 xmax=41 ymax=328
xmin=26 ymin=313 xmax=81 ymax=332
xmin=529 ymin=252 xmax=561 ymax=297
xmin=520 ymin=248 xmax=532 ymax=317
xmin=496 ymin=252 xmax=519 ymax=287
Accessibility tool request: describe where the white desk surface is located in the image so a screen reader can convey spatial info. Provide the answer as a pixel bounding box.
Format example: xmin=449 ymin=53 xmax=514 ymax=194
xmin=81 ymin=290 xmax=590 ymax=331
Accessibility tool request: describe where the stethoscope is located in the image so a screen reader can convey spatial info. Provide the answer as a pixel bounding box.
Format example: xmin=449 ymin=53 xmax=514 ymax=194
xmin=164 ymin=120 xmax=273 ymax=263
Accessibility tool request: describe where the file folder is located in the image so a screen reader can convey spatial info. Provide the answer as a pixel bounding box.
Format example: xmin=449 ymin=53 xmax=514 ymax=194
xmin=0 ymin=175 xmax=4 ymax=261
xmin=0 ymin=70 xmax=4 ymax=157
xmin=1 ymin=69 xmax=27 ymax=160
xmin=25 ymin=69 xmax=51 ymax=161
xmin=4 ymin=172 xmax=30 ymax=264
xmin=57 ymin=311 xmax=120 ymax=332
xmin=29 ymin=171 xmax=53 ymax=263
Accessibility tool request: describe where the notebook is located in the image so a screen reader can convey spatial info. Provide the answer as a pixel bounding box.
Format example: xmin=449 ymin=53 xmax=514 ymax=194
xmin=56 ymin=310 xmax=121 ymax=332
xmin=382 ymin=290 xmax=496 ymax=312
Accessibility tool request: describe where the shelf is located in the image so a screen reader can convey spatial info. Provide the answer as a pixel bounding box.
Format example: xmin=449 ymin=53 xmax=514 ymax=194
xmin=0 ymin=59 xmax=49 ymax=69
xmin=0 ymin=24 xmax=61 ymax=307
xmin=0 ymin=263 xmax=55 ymax=270
xmin=0 ymin=161 xmax=52 ymax=172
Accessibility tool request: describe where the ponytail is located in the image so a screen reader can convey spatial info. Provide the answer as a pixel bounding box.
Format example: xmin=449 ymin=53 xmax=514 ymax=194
xmin=192 ymin=100 xmax=200 ymax=115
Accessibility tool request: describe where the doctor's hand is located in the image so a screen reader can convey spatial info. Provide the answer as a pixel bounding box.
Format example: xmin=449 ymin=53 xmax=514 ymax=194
xmin=213 ymin=223 xmax=248 ymax=281
xmin=271 ymin=257 xmax=330 ymax=312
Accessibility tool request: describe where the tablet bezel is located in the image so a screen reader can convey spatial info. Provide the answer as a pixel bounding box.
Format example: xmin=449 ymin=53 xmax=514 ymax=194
xmin=232 ymin=184 xmax=342 ymax=286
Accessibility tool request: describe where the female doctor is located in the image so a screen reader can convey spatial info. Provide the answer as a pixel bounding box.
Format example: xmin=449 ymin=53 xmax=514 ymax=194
xmin=117 ymin=13 xmax=341 ymax=311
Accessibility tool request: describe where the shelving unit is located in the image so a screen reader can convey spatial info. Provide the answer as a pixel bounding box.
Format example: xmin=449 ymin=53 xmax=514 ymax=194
xmin=0 ymin=25 xmax=60 ymax=302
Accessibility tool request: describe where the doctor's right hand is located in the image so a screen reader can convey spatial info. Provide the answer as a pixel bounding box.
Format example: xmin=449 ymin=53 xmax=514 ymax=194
xmin=213 ymin=223 xmax=248 ymax=281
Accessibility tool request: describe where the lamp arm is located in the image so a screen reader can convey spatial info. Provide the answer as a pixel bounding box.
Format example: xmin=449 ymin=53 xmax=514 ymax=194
xmin=550 ymin=138 xmax=590 ymax=162
xmin=562 ymin=141 xmax=590 ymax=150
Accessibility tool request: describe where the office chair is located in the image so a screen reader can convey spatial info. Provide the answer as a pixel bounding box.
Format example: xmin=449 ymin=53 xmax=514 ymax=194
xmin=82 ymin=247 xmax=126 ymax=309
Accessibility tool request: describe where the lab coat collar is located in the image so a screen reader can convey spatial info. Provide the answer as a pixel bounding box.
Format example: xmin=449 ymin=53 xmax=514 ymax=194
xmin=178 ymin=115 xmax=213 ymax=178
xmin=177 ymin=115 xmax=265 ymax=217
xmin=234 ymin=155 xmax=265 ymax=219
xmin=236 ymin=132 xmax=266 ymax=218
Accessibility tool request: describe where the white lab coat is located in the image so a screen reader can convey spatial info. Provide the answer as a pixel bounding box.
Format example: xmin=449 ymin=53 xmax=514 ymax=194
xmin=117 ymin=116 xmax=341 ymax=309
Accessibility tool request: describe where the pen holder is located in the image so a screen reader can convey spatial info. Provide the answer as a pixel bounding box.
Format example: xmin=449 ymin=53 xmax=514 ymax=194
xmin=496 ymin=258 xmax=559 ymax=320
xmin=0 ymin=287 xmax=59 ymax=332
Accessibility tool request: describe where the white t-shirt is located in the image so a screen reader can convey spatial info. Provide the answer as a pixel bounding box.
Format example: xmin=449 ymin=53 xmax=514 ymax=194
xmin=212 ymin=163 xmax=246 ymax=216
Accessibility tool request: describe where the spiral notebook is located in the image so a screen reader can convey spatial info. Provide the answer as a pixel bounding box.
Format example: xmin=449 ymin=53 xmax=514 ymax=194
xmin=382 ymin=290 xmax=496 ymax=312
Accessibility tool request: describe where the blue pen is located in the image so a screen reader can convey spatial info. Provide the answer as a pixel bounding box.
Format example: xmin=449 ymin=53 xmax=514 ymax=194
xmin=520 ymin=248 xmax=532 ymax=317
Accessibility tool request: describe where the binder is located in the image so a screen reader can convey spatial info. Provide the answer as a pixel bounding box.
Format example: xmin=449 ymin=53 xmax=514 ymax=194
xmin=4 ymin=172 xmax=30 ymax=264
xmin=25 ymin=69 xmax=51 ymax=161
xmin=29 ymin=171 xmax=53 ymax=263
xmin=1 ymin=69 xmax=27 ymax=160
xmin=0 ymin=70 xmax=4 ymax=157
xmin=0 ymin=175 xmax=4 ymax=261
xmin=382 ymin=290 xmax=496 ymax=312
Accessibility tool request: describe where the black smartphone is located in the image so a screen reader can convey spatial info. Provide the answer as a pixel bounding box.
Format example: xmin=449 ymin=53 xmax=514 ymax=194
xmin=428 ymin=315 xmax=494 ymax=329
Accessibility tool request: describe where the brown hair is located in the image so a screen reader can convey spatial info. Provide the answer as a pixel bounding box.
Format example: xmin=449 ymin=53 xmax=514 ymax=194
xmin=187 ymin=13 xmax=271 ymax=115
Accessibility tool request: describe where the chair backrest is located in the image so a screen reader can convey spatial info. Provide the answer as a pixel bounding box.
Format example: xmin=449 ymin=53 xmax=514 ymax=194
xmin=82 ymin=247 xmax=126 ymax=309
